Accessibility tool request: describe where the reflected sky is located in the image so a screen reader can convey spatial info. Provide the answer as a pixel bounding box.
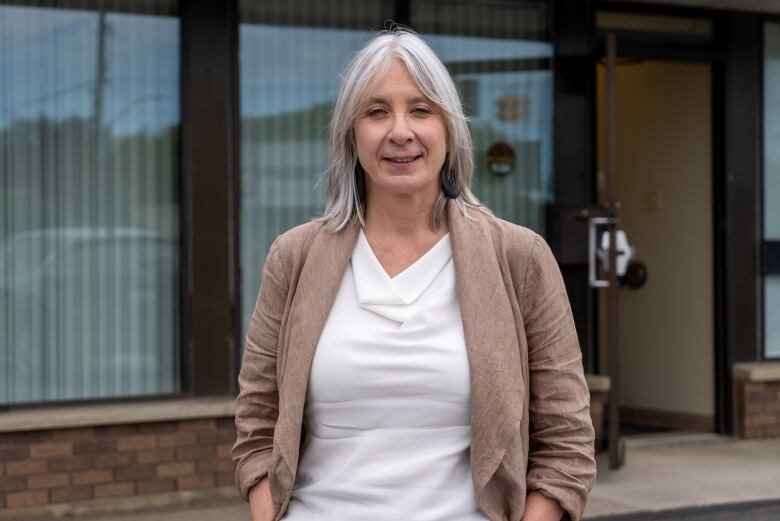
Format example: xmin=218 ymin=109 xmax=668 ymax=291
xmin=0 ymin=5 xmax=179 ymax=135
xmin=239 ymin=24 xmax=552 ymax=118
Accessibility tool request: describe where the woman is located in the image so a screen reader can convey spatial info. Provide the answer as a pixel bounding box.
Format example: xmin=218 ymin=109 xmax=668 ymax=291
xmin=232 ymin=29 xmax=596 ymax=521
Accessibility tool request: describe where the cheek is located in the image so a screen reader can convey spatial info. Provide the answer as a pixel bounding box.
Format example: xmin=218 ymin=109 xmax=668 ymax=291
xmin=354 ymin=127 xmax=381 ymax=160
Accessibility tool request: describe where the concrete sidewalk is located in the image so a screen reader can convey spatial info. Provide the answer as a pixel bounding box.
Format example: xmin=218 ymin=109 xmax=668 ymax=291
xmin=66 ymin=434 xmax=780 ymax=520
xmin=584 ymin=434 xmax=780 ymax=518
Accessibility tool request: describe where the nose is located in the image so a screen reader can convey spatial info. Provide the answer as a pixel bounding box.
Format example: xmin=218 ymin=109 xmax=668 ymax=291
xmin=387 ymin=113 xmax=414 ymax=145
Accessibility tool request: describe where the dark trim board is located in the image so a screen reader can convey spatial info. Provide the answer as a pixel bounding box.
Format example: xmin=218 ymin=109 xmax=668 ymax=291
xmin=551 ymin=0 xmax=598 ymax=371
xmin=181 ymin=1 xmax=241 ymax=396
xmin=720 ymin=12 xmax=763 ymax=429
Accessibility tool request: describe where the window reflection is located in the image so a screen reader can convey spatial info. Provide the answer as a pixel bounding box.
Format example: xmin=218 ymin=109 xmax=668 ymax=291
xmin=0 ymin=3 xmax=180 ymax=404
xmin=764 ymin=22 xmax=780 ymax=359
xmin=419 ymin=0 xmax=553 ymax=233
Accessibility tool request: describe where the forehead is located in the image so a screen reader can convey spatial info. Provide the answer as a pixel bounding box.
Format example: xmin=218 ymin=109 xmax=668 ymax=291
xmin=366 ymin=59 xmax=425 ymax=100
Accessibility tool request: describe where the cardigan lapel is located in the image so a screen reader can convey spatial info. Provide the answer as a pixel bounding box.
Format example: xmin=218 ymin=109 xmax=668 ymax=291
xmin=277 ymin=220 xmax=360 ymax=477
xmin=447 ymin=201 xmax=525 ymax=500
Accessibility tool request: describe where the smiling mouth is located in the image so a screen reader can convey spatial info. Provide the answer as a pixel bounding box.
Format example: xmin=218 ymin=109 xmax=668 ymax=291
xmin=384 ymin=155 xmax=422 ymax=164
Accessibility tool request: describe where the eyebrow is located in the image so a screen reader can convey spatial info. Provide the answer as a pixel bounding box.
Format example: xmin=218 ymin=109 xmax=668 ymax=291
xmin=365 ymin=96 xmax=432 ymax=106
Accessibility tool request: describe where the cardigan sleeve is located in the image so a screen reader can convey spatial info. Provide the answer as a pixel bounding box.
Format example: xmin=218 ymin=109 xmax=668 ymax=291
xmin=232 ymin=235 xmax=289 ymax=501
xmin=521 ymin=234 xmax=597 ymax=521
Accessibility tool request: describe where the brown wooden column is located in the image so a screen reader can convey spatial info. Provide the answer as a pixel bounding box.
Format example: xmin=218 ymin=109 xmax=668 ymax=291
xmin=180 ymin=0 xmax=240 ymax=396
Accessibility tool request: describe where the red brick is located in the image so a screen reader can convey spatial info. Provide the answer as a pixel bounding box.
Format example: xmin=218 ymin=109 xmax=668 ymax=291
xmin=0 ymin=493 xmax=5 ymax=508
xmin=216 ymin=472 xmax=235 ymax=487
xmin=94 ymin=424 xmax=137 ymax=437
xmin=157 ymin=462 xmax=195 ymax=477
xmin=742 ymin=424 xmax=762 ymax=438
xmin=136 ymin=478 xmax=176 ymax=495
xmin=117 ymin=434 xmax=157 ymax=451
xmin=49 ymin=455 xmax=94 ymax=472
xmin=0 ymin=476 xmax=26 ymax=493
xmin=6 ymin=458 xmax=48 ymax=476
xmin=52 ymin=427 xmax=96 ymax=441
xmin=1 ymin=431 xmax=51 ymax=444
xmin=176 ymin=445 xmax=215 ymax=461
xmin=30 ymin=441 xmax=72 ymax=458
xmin=216 ymin=444 xmax=232 ymax=458
xmin=28 ymin=473 xmax=69 ymax=489
xmin=763 ymin=400 xmax=780 ymax=413
xmin=6 ymin=489 xmax=48 ymax=507
xmin=158 ymin=431 xmax=197 ymax=448
xmin=764 ymin=423 xmax=780 ymax=437
xmin=177 ymin=474 xmax=215 ymax=490
xmin=50 ymin=484 xmax=93 ymax=503
xmin=197 ymin=459 xmax=234 ymax=473
xmin=137 ymin=449 xmax=176 ymax=465
xmin=94 ymin=452 xmax=135 ymax=468
xmin=197 ymin=429 xmax=236 ymax=444
xmin=137 ymin=421 xmax=178 ymax=434
xmin=0 ymin=445 xmax=30 ymax=461
xmin=95 ymin=481 xmax=135 ymax=498
xmin=216 ymin=417 xmax=235 ymax=429
xmin=179 ymin=419 xmax=216 ymax=431
xmin=744 ymin=399 xmax=766 ymax=414
xmin=748 ymin=413 xmax=777 ymax=427
xmin=72 ymin=469 xmax=112 ymax=485
xmin=73 ymin=438 xmax=116 ymax=455
xmin=0 ymin=462 xmax=4 ymax=475
xmin=115 ymin=464 xmax=156 ymax=481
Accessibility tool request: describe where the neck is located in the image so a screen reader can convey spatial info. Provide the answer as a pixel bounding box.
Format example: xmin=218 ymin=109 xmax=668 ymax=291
xmin=363 ymin=190 xmax=447 ymax=240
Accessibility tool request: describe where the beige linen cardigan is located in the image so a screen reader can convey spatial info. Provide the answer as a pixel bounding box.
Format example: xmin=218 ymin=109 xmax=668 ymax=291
xmin=232 ymin=200 xmax=596 ymax=521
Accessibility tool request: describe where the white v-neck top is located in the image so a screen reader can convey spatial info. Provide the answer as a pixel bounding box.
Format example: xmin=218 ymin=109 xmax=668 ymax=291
xmin=282 ymin=230 xmax=488 ymax=521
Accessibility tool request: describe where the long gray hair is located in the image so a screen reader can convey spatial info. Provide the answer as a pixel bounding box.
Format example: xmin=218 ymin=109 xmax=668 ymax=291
xmin=315 ymin=28 xmax=490 ymax=232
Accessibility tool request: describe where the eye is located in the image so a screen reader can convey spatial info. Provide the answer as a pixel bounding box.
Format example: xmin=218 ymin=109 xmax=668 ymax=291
xmin=412 ymin=106 xmax=433 ymax=115
xmin=366 ymin=107 xmax=387 ymax=118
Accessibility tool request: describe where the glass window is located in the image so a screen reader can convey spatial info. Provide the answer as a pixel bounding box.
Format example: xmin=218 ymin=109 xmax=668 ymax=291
xmin=0 ymin=2 xmax=181 ymax=403
xmin=765 ymin=22 xmax=780 ymax=359
xmin=239 ymin=0 xmax=394 ymax=331
xmin=415 ymin=0 xmax=553 ymax=232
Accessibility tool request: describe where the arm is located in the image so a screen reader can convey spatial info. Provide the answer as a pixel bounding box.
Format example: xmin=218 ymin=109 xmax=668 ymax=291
xmin=232 ymin=236 xmax=289 ymax=510
xmin=520 ymin=234 xmax=597 ymax=521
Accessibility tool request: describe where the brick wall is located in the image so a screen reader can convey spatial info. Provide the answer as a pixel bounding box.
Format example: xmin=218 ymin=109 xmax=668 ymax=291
xmin=0 ymin=418 xmax=236 ymax=510
xmin=733 ymin=380 xmax=780 ymax=438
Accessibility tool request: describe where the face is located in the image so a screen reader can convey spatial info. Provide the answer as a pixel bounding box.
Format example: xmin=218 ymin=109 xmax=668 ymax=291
xmin=354 ymin=59 xmax=448 ymax=201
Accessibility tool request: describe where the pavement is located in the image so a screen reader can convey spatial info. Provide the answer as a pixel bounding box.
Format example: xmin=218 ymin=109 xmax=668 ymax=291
xmin=584 ymin=433 xmax=780 ymax=518
xmin=65 ymin=433 xmax=780 ymax=520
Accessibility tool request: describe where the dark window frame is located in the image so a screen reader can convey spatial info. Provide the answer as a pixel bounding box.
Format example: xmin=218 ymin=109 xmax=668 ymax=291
xmin=180 ymin=0 xmax=240 ymax=397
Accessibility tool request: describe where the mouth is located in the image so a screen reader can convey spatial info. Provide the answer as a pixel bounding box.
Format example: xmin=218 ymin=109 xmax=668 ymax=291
xmin=383 ymin=154 xmax=423 ymax=164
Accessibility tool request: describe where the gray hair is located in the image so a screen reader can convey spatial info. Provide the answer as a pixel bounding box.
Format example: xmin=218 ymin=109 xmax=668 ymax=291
xmin=315 ymin=28 xmax=490 ymax=232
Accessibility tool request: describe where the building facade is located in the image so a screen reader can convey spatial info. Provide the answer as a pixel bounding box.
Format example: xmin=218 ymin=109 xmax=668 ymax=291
xmin=1 ymin=0 xmax=779 ymax=515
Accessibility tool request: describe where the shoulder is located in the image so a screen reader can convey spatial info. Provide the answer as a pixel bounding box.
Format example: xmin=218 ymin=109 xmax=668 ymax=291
xmin=273 ymin=220 xmax=325 ymax=252
xmin=463 ymin=208 xmax=560 ymax=300
xmin=471 ymin=209 xmax=547 ymax=264
xmin=263 ymin=220 xmax=327 ymax=276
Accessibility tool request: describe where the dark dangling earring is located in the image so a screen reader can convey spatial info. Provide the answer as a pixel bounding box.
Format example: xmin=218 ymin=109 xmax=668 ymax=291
xmin=355 ymin=162 xmax=366 ymax=201
xmin=440 ymin=154 xmax=461 ymax=199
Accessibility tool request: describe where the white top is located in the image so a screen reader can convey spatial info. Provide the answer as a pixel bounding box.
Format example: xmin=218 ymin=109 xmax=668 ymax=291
xmin=282 ymin=230 xmax=488 ymax=521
